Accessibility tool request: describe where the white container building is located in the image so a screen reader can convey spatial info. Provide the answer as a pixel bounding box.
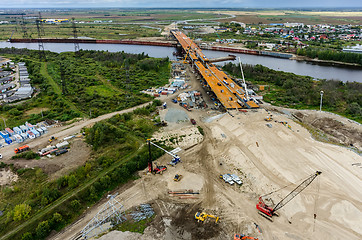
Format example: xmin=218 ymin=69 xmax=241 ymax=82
xmin=41 ymin=127 xmax=48 ymax=133
xmin=20 ymin=125 xmax=28 ymax=133
xmin=31 ymin=129 xmax=40 ymax=138
xmin=36 ymin=128 xmax=44 ymax=135
xmin=20 ymin=133 xmax=28 ymax=140
xmin=13 ymin=134 xmax=23 ymax=143
xmin=13 ymin=127 xmax=22 ymax=135
xmin=27 ymin=130 xmax=35 ymax=139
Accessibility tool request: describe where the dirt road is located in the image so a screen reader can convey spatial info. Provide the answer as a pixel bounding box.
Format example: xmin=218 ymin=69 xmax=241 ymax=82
xmin=1 ymin=101 xmax=152 ymax=163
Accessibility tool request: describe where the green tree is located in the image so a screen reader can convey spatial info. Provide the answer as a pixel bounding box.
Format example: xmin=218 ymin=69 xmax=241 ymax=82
xmin=13 ymin=204 xmax=31 ymax=222
xmin=21 ymin=232 xmax=33 ymax=240
xmin=36 ymin=220 xmax=50 ymax=238
xmin=71 ymin=199 xmax=81 ymax=210
xmin=41 ymin=196 xmax=49 ymax=206
xmin=348 ymin=102 xmax=362 ymax=116
xmin=50 ymin=212 xmax=63 ymax=229
xmin=68 ymin=175 xmax=79 ymax=189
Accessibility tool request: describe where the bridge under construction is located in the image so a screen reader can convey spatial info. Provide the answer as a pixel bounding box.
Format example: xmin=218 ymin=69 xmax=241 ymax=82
xmin=171 ymin=30 xmax=259 ymax=110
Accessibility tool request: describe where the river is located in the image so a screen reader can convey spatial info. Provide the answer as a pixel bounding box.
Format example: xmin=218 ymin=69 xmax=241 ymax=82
xmin=0 ymin=41 xmax=361 ymax=83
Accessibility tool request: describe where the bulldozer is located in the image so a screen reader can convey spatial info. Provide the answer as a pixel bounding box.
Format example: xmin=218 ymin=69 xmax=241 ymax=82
xmin=195 ymin=212 xmax=219 ymax=223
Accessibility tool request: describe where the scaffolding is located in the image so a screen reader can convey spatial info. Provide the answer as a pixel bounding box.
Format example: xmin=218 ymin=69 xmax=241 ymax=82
xmin=81 ymin=194 xmax=126 ymax=239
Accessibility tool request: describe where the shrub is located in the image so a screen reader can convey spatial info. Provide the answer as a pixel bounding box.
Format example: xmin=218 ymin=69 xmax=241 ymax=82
xmin=13 ymin=204 xmax=31 ymax=222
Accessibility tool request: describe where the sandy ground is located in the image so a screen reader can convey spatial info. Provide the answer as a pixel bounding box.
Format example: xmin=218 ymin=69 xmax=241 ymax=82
xmin=0 ymin=169 xmax=18 ymax=186
xmin=47 ymin=64 xmax=362 ymax=240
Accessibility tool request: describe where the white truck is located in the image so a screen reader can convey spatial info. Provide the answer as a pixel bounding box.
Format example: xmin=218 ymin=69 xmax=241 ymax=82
xmin=230 ymin=174 xmax=243 ymax=185
xmin=220 ymin=174 xmax=234 ymax=185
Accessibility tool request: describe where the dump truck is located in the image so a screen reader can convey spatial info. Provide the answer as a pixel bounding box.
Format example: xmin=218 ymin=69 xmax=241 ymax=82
xmin=14 ymin=145 xmax=30 ymax=154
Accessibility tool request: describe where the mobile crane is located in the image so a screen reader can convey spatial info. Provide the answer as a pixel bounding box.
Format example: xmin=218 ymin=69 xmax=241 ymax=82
xmin=147 ymin=139 xmax=181 ymax=174
xmin=256 ymin=171 xmax=321 ymax=221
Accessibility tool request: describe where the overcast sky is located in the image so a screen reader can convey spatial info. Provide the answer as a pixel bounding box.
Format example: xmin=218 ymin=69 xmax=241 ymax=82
xmin=0 ymin=0 xmax=361 ymax=8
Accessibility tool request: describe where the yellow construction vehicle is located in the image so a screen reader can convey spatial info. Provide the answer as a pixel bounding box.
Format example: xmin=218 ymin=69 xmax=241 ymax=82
xmin=195 ymin=212 xmax=219 ymax=223
xmin=173 ymin=174 xmax=183 ymax=182
xmin=264 ymin=116 xmax=273 ymax=122
xmin=48 ymin=136 xmax=58 ymax=143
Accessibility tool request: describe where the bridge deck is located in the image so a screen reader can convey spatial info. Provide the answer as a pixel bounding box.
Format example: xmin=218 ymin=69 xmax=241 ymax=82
xmin=172 ymin=30 xmax=259 ymax=110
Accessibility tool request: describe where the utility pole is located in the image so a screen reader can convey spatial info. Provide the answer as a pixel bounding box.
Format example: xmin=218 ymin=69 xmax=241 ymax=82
xmin=36 ymin=12 xmax=46 ymax=61
xmin=20 ymin=14 xmax=28 ymax=39
xmin=319 ymin=90 xmax=324 ymax=112
xmin=72 ymin=17 xmax=80 ymax=54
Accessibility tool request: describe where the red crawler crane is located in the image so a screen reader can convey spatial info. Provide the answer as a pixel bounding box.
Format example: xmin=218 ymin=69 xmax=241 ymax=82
xmin=256 ymin=171 xmax=322 ymax=221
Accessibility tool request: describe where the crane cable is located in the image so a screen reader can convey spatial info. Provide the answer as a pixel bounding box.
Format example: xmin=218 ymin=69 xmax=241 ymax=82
xmin=313 ymin=176 xmax=321 ymax=232
xmin=261 ymin=173 xmax=315 ymax=199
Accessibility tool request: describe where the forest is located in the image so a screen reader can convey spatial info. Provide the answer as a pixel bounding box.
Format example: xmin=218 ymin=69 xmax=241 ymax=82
xmin=0 ymin=48 xmax=170 ymax=127
xmin=223 ymin=62 xmax=362 ymax=122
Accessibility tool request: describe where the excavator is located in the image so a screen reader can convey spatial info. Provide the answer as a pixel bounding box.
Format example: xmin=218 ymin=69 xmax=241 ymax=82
xmin=256 ymin=171 xmax=321 ymax=221
xmin=234 ymin=234 xmax=258 ymax=240
xmin=195 ymin=212 xmax=219 ymax=223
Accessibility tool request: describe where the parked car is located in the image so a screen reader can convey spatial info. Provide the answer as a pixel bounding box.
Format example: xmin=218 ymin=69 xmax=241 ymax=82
xmin=190 ymin=119 xmax=196 ymax=125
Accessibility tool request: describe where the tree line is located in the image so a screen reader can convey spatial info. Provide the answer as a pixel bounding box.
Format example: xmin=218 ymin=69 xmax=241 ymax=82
xmin=297 ymin=47 xmax=362 ymax=65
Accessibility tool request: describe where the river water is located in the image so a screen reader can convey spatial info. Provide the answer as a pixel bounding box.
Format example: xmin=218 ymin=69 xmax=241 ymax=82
xmin=0 ymin=41 xmax=361 ymax=83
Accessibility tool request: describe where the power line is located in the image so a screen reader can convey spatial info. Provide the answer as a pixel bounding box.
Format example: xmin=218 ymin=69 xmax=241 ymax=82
xmin=72 ymin=17 xmax=80 ymax=53
xmin=19 ymin=14 xmax=28 ymax=39
xmin=36 ymin=12 xmax=46 ymax=61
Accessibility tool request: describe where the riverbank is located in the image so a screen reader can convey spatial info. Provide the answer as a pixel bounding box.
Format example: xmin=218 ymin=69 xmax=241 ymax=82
xmin=10 ymin=37 xmax=361 ymax=69
xmin=291 ymin=55 xmax=362 ymax=69
xmin=2 ymin=40 xmax=361 ymax=83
